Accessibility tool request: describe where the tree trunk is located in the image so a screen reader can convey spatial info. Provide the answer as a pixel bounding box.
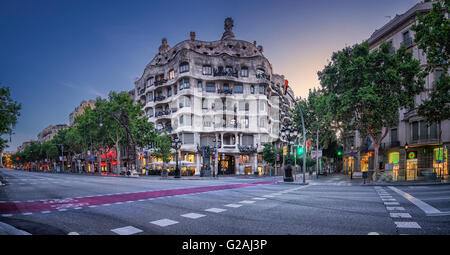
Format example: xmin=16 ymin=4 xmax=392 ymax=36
xmin=116 ymin=142 xmax=121 ymax=175
xmin=367 ymin=126 xmax=389 ymax=180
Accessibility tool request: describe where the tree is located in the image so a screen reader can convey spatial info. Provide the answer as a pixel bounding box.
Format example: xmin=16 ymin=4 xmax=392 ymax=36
xmin=0 ymin=86 xmax=21 ymax=167
xmin=412 ymin=0 xmax=450 ymax=135
xmin=262 ymin=143 xmax=277 ymax=170
xmin=318 ymin=41 xmax=424 ymax=173
xmin=153 ymin=134 xmax=172 ymax=175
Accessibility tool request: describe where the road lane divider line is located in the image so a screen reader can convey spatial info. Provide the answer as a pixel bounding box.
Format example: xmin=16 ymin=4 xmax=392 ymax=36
xmin=388 ymin=186 xmax=443 ymax=216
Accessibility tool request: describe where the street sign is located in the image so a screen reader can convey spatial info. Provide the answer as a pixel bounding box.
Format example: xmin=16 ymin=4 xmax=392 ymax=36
xmin=310 ymin=150 xmax=322 ymax=158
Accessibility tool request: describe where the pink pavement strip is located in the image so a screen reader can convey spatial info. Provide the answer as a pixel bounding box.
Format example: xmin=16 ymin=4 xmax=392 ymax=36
xmin=0 ymin=180 xmax=277 ymax=215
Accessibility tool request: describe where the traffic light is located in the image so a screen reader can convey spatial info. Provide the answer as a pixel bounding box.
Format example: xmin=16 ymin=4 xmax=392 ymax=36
xmin=337 ymin=151 xmax=342 ymax=156
xmin=296 ymin=146 xmax=304 ymax=156
xmin=306 ymin=141 xmax=310 ymax=152
xmin=283 ymin=80 xmax=289 ymax=95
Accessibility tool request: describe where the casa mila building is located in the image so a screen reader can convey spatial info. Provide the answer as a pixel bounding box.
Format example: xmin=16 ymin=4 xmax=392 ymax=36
xmin=134 ymin=18 xmax=295 ymax=176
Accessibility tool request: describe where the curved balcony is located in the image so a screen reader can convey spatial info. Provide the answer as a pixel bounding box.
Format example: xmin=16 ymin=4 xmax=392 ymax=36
xmin=213 ymin=69 xmax=238 ymax=78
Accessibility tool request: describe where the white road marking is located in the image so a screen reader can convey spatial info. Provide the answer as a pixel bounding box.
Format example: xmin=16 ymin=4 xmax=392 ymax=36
xmin=390 ymin=213 xmax=412 ymax=218
xmin=181 ymin=213 xmax=206 ymax=219
xmin=368 ymin=232 xmax=380 ymax=235
xmin=386 ymin=207 xmax=405 ymax=211
xmin=150 ymin=219 xmax=179 ymax=227
xmin=111 ymin=226 xmax=143 ymax=235
xmin=384 ymin=202 xmax=400 ymax=205
xmin=224 ymin=204 xmax=243 ymax=208
xmin=382 ymin=198 xmax=396 ymax=201
xmin=263 ymin=195 xmax=274 ymax=198
xmin=22 ymin=213 xmax=32 ymax=215
xmin=58 ymin=209 xmax=67 ymax=212
xmin=394 ymin=222 xmax=421 ymax=229
xmin=239 ymin=200 xmax=256 ymax=204
xmin=41 ymin=211 xmax=51 ymax=214
xmin=1 ymin=214 xmax=13 ymax=217
xmin=388 ymin=186 xmax=443 ymax=216
xmin=205 ymin=208 xmax=227 ymax=213
xmin=252 ymin=197 xmax=266 ymax=200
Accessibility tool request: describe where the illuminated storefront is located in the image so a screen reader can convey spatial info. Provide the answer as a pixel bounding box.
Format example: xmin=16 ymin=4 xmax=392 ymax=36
xmin=433 ymin=147 xmax=448 ymax=178
xmin=388 ymin=152 xmax=400 ymax=181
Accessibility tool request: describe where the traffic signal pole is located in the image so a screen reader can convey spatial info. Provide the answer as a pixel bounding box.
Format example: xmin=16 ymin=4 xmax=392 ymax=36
xmin=286 ymin=93 xmax=306 ymax=184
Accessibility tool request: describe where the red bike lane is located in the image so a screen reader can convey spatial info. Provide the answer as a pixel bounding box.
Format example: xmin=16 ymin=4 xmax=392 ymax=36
xmin=0 ymin=180 xmax=277 ymax=215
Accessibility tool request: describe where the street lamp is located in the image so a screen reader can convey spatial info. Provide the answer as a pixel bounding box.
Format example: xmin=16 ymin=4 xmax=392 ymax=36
xmin=172 ymin=134 xmax=182 ymax=178
xmin=404 ymin=142 xmax=408 ymax=181
xmin=281 ymin=122 xmax=297 ymax=182
xmin=350 ymin=145 xmax=354 ymax=180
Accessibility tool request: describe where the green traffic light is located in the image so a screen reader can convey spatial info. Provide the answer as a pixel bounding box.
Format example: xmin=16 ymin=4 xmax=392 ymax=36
xmin=337 ymin=151 xmax=342 ymax=156
xmin=297 ymin=146 xmax=304 ymax=155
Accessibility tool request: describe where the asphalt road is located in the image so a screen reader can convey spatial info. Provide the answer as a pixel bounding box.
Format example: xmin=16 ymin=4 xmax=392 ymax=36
xmin=1 ymin=168 xmax=449 ymax=235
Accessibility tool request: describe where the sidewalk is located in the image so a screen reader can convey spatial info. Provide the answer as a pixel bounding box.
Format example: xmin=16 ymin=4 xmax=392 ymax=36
xmin=0 ymin=222 xmax=31 ymax=235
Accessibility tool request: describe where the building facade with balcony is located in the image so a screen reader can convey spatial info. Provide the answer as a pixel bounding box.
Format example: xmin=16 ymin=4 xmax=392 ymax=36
xmin=343 ymin=0 xmax=449 ymax=181
xmin=69 ymin=100 xmax=96 ymax=126
xmin=134 ymin=18 xmax=295 ymax=176
xmin=37 ymin=124 xmax=69 ymax=143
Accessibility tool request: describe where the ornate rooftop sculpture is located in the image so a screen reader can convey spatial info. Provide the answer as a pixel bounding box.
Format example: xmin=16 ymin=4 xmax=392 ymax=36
xmin=221 ymin=17 xmax=235 ymax=40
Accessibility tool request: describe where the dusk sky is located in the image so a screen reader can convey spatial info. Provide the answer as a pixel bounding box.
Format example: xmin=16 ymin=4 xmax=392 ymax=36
xmin=1 ymin=0 xmax=419 ymax=151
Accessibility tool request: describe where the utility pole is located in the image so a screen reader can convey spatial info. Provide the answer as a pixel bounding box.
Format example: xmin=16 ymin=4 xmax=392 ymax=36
xmin=316 ymin=131 xmax=319 ymax=179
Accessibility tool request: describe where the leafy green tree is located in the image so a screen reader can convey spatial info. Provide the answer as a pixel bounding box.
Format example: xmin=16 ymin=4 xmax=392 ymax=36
xmin=0 ymin=86 xmax=21 ymax=166
xmin=262 ymin=143 xmax=277 ymax=170
xmin=318 ymin=41 xmax=424 ymax=171
xmin=412 ymin=0 xmax=450 ymax=136
xmin=153 ymin=133 xmax=172 ymax=175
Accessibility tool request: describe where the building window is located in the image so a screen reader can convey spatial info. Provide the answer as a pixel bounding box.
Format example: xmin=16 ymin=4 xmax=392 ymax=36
xmin=197 ymin=81 xmax=203 ymax=92
xmin=256 ymin=68 xmax=265 ymax=76
xmin=412 ymin=121 xmax=419 ymax=141
xmin=167 ymin=87 xmax=172 ymax=97
xmin=245 ymin=103 xmax=249 ymax=111
xmin=223 ymin=84 xmax=230 ymax=92
xmin=430 ymin=122 xmax=438 ymax=139
xmin=245 ymin=116 xmax=249 ymax=128
xmin=242 ymin=135 xmax=253 ymax=145
xmin=390 ymin=128 xmax=398 ymax=143
xmin=147 ymin=92 xmax=153 ymax=102
xmin=259 ymin=101 xmax=265 ymax=111
xmin=225 ymin=66 xmax=233 ymax=73
xmin=233 ymin=84 xmax=243 ymax=94
xmin=206 ymin=83 xmax=216 ymax=92
xmin=179 ymin=62 xmax=189 ymax=73
xmin=241 ymin=67 xmax=248 ymax=77
xmin=180 ymin=78 xmax=190 ymax=90
xmin=420 ymin=121 xmax=428 ymax=139
xmin=202 ymin=99 xmax=207 ymax=109
xmin=147 ymin=77 xmax=154 ymax=87
xmin=202 ymin=65 xmax=212 ymax=75
xmin=259 ymin=85 xmax=265 ymax=94
xmin=250 ymin=85 xmax=255 ymax=94
xmin=169 ymin=69 xmax=175 ymax=80
xmin=183 ymin=133 xmax=194 ymax=144
xmin=179 ymin=115 xmax=184 ymax=125
xmin=147 ymin=108 xmax=154 ymax=118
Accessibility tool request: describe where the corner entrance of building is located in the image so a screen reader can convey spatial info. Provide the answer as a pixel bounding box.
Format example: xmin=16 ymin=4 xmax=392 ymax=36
xmin=218 ymin=155 xmax=235 ymax=175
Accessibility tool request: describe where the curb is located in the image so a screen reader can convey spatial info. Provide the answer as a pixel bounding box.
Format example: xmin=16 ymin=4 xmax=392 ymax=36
xmin=364 ymin=182 xmax=450 ymax=186
xmin=0 ymin=222 xmax=31 ymax=235
xmin=276 ymin=181 xmax=309 ymax=185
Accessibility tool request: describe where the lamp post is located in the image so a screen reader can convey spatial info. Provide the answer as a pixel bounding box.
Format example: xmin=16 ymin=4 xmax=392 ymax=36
xmin=281 ymin=121 xmax=297 ymax=182
xmin=172 ymin=135 xmax=182 ymax=178
xmin=404 ymin=142 xmax=408 ymax=181
xmin=350 ymin=145 xmax=354 ymax=180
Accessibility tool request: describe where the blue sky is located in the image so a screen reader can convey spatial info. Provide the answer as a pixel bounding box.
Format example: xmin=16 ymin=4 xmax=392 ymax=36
xmin=0 ymin=0 xmax=419 ymax=151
